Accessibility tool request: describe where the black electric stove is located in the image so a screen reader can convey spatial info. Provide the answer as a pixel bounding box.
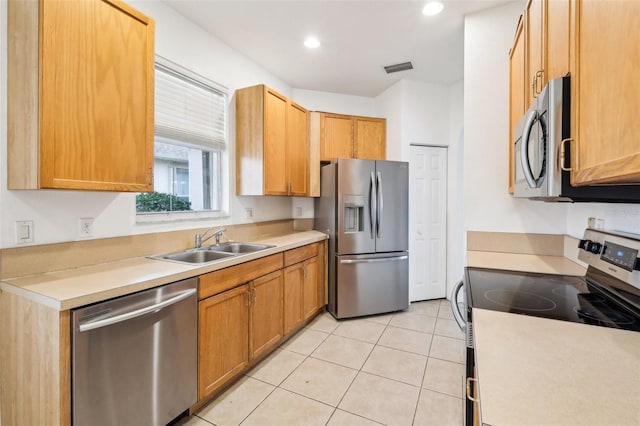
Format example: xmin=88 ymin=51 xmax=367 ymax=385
xmin=465 ymin=267 xmax=640 ymax=331
xmin=464 ymin=229 xmax=640 ymax=332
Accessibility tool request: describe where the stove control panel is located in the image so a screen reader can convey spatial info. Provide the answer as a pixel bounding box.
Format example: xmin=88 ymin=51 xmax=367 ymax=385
xmin=601 ymin=241 xmax=639 ymax=271
xmin=578 ymin=229 xmax=640 ymax=290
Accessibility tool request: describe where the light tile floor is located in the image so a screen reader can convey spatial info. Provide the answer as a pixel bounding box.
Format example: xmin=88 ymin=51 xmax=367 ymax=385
xmin=181 ymin=299 xmax=465 ymax=426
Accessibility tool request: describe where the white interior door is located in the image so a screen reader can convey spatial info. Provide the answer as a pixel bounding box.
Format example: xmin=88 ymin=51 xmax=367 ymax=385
xmin=409 ymin=145 xmax=447 ymax=301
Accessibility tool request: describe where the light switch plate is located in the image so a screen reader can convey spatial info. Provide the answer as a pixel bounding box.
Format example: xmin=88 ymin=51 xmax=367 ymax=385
xmin=16 ymin=220 xmax=34 ymax=244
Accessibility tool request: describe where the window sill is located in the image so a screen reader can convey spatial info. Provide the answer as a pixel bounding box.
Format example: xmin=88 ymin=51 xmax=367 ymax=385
xmin=135 ymin=210 xmax=230 ymax=225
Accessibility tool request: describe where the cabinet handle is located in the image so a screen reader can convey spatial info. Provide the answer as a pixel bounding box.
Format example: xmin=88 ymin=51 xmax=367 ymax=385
xmin=252 ymin=287 xmax=257 ymax=302
xmin=466 ymin=377 xmax=479 ymax=402
xmin=246 ymin=290 xmax=251 ymax=306
xmin=535 ymin=69 xmax=544 ymax=96
xmin=559 ymin=138 xmax=573 ymax=171
xmin=532 ymin=75 xmax=537 ymax=99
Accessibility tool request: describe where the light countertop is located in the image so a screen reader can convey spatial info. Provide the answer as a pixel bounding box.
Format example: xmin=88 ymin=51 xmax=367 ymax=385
xmin=0 ymin=231 xmax=327 ymax=311
xmin=473 ymin=308 xmax=640 ymax=426
xmin=467 ymin=250 xmax=586 ymax=276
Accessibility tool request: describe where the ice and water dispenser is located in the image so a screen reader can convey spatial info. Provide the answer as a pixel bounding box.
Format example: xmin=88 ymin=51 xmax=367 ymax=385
xmin=343 ymin=195 xmax=365 ymax=233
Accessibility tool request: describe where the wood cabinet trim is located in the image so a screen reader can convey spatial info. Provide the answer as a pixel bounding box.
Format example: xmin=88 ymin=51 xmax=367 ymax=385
xmin=198 ymin=253 xmax=283 ymax=300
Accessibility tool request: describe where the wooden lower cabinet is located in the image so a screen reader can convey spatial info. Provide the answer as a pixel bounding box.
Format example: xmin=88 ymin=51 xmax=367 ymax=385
xmin=197 ymin=241 xmax=326 ymax=405
xmin=283 ymin=243 xmax=324 ymax=335
xmin=283 ymin=262 xmax=305 ymax=335
xmin=302 ymin=256 xmax=321 ymax=319
xmin=249 ymin=271 xmax=284 ymax=360
xmin=198 ymin=284 xmax=250 ymax=401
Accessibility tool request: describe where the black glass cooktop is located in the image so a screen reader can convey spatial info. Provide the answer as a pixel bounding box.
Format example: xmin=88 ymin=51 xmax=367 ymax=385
xmin=465 ymin=267 xmax=640 ymax=332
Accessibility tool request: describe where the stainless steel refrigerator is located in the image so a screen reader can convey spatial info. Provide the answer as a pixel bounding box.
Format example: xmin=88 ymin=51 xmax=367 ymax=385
xmin=315 ymin=158 xmax=409 ymax=319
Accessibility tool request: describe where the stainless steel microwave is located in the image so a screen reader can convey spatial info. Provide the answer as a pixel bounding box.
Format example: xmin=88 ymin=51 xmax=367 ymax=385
xmin=513 ymin=76 xmax=639 ymax=203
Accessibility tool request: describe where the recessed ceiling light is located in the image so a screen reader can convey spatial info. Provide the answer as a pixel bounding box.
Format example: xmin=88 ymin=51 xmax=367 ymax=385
xmin=422 ymin=1 xmax=444 ymax=16
xmin=304 ymin=37 xmax=320 ymax=49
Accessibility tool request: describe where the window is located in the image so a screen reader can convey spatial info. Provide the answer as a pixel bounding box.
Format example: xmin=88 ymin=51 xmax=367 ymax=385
xmin=136 ymin=58 xmax=227 ymax=215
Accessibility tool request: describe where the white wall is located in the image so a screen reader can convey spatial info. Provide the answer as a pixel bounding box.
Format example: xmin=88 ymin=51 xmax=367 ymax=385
xmin=374 ymin=82 xmax=404 ymax=161
xmin=0 ymin=1 xmax=296 ymax=248
xmin=292 ymin=89 xmax=377 ymax=117
xmin=463 ymin=3 xmax=567 ymax=236
xmin=566 ymin=204 xmax=640 ymax=238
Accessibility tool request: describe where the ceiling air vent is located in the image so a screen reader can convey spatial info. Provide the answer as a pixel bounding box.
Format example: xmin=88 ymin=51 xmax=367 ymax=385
xmin=383 ymin=61 xmax=414 ymax=74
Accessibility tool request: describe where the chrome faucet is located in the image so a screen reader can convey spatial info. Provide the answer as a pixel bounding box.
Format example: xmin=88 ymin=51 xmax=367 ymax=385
xmin=195 ymin=227 xmax=226 ymax=248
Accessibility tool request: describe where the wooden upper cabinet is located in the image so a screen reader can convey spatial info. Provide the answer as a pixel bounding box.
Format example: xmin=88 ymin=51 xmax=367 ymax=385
xmin=7 ymin=0 xmax=155 ymax=191
xmin=287 ymin=102 xmax=310 ymax=196
xmin=525 ymin=0 xmax=544 ymax=105
xmin=315 ymin=112 xmax=386 ymax=162
xmin=508 ymin=16 xmax=525 ymax=194
xmin=546 ymin=0 xmax=570 ymax=81
xmin=263 ymin=88 xmax=289 ymax=195
xmin=524 ymin=0 xmax=571 ymax=106
xmin=570 ymin=0 xmax=640 ymax=184
xmin=319 ymin=114 xmax=354 ymax=160
xmin=236 ymin=84 xmax=317 ymax=196
xmin=354 ymin=117 xmax=386 ymax=160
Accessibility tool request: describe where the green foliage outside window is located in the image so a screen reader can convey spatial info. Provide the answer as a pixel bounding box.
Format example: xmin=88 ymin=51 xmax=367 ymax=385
xmin=136 ymin=192 xmax=192 ymax=212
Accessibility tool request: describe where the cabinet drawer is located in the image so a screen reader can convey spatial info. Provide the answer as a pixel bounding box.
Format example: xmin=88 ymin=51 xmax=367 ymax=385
xmin=284 ymin=243 xmax=320 ymax=267
xmin=199 ymin=253 xmax=283 ymax=300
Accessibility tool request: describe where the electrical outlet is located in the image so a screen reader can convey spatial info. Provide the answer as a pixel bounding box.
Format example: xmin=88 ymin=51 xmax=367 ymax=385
xmin=296 ymin=207 xmax=303 ymax=217
xmin=245 ymin=208 xmax=253 ymax=219
xmin=79 ymin=218 xmax=94 ymax=238
xmin=15 ymin=220 xmax=34 ymax=244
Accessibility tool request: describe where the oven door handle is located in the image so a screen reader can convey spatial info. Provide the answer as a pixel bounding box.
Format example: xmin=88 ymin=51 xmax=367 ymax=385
xmin=450 ymin=279 xmax=466 ymax=333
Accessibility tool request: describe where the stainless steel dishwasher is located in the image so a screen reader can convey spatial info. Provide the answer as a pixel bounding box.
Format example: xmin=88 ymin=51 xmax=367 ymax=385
xmin=72 ymin=278 xmax=197 ymax=426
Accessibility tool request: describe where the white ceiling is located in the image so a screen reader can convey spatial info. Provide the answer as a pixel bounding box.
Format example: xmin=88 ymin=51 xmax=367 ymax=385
xmin=165 ymin=0 xmax=511 ymax=97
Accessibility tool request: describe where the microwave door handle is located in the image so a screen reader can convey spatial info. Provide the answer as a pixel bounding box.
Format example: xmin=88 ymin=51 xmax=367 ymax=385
xmin=369 ymin=172 xmax=376 ymax=239
xmin=520 ymin=110 xmax=540 ymax=188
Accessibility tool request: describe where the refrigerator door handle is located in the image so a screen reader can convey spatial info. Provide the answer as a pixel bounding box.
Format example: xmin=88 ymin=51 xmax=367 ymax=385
xmin=340 ymin=255 xmax=408 ymax=264
xmin=369 ymin=171 xmax=377 ymax=239
xmin=376 ymin=171 xmax=383 ymax=238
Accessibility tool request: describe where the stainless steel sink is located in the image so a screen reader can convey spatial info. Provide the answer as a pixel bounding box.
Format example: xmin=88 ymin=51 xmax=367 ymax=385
xmin=152 ymin=249 xmax=235 ymax=264
xmin=149 ymin=242 xmax=274 ymax=265
xmin=206 ymin=242 xmax=275 ymax=254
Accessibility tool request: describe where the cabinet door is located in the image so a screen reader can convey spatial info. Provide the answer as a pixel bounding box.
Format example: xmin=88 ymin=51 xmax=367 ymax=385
xmin=546 ymin=0 xmax=570 ymax=81
xmin=38 ymin=0 xmax=154 ymax=191
xmin=354 ymin=117 xmax=386 ymax=160
xmin=198 ymin=284 xmax=249 ymax=400
xmin=571 ymin=0 xmax=640 ymax=184
xmin=509 ymin=17 xmax=525 ymax=194
xmin=263 ymin=88 xmax=288 ymax=195
xmin=250 ymin=271 xmax=284 ymax=360
xmin=287 ymin=102 xmax=309 ymax=196
xmin=320 ymin=114 xmax=354 ymax=161
xmin=302 ymin=256 xmax=320 ymax=319
xmin=283 ymin=263 xmax=304 ymax=335
xmin=525 ymin=0 xmax=544 ymax=105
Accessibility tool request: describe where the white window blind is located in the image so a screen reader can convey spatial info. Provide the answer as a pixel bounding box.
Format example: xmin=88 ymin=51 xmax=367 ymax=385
xmin=155 ymin=63 xmax=227 ymax=150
